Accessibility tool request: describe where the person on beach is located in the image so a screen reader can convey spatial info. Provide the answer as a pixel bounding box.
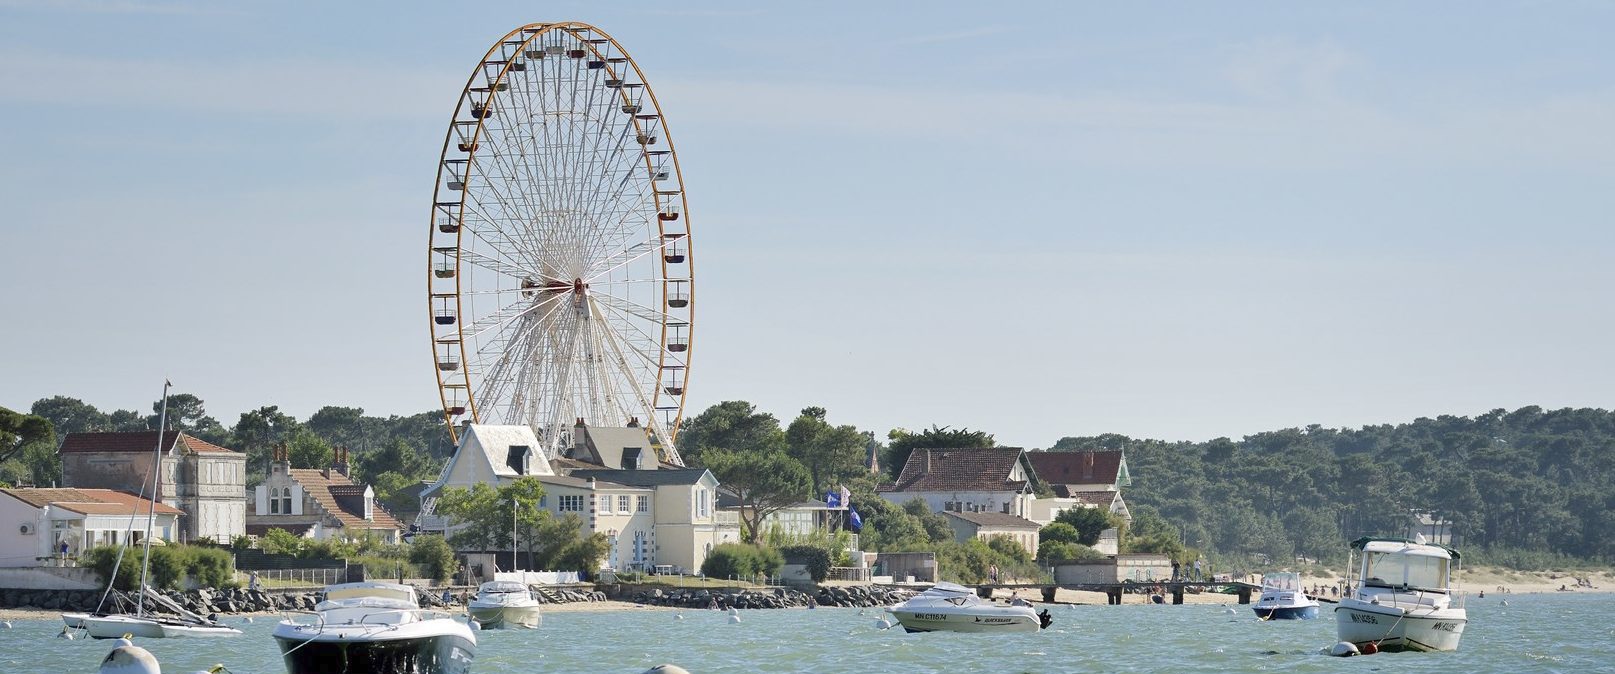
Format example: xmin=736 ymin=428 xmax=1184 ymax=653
xmin=249 ymin=571 xmax=261 ymax=591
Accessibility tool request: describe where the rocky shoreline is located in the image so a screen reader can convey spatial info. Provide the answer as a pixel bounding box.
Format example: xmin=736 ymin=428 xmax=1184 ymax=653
xmin=0 ymin=583 xmax=911 ymax=616
xmin=608 ymin=584 xmax=913 ymax=609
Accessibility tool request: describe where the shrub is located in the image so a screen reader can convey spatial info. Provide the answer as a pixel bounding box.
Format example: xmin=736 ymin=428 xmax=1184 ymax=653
xmin=701 ymin=543 xmax=783 ymax=580
xmin=780 ymin=545 xmax=831 ymax=582
xmin=180 ymin=546 xmax=235 ymax=588
xmin=409 ymin=535 xmax=459 ymax=582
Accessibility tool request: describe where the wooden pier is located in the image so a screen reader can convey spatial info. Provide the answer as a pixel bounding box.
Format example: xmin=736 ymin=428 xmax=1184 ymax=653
xmin=976 ymin=581 xmax=1263 ymax=605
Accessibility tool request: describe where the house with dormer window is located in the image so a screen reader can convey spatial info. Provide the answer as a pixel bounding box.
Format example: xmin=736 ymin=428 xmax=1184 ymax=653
xmin=246 ymin=446 xmax=402 ymax=543
xmin=876 ymin=448 xmax=1040 ymax=518
xmin=1023 ymin=450 xmax=1132 ymax=526
xmin=420 ymin=423 xmax=738 ymax=576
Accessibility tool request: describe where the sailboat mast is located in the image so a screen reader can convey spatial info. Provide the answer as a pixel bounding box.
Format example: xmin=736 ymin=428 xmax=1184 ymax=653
xmin=512 ymin=497 xmax=517 ymax=573
xmin=137 ymin=380 xmax=171 ymax=618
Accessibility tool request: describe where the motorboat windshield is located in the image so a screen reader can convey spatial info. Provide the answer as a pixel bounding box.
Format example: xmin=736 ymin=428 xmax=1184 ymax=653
xmin=477 ymin=581 xmax=528 ymax=595
xmin=1261 ymin=572 xmax=1302 ymax=591
xmin=1363 ymin=546 xmax=1453 ymax=588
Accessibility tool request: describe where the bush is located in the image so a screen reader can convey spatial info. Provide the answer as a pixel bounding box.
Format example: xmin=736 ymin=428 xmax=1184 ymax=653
xmin=409 ymin=535 xmax=459 ymax=582
xmin=84 ymin=544 xmax=235 ymax=590
xmin=700 ymin=543 xmax=783 ymax=580
xmin=1039 ymin=541 xmax=1106 ymax=564
xmin=259 ymin=528 xmax=304 ymax=556
xmin=180 ymin=546 xmax=235 ymax=588
xmin=780 ymin=545 xmax=831 ymax=582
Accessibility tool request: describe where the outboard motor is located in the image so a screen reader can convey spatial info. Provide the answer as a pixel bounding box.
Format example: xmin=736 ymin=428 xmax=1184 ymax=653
xmin=1038 ymin=609 xmax=1053 ymax=630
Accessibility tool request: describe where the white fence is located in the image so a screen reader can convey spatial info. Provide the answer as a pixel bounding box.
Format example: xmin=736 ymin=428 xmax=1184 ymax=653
xmin=493 ymin=570 xmax=581 ymax=585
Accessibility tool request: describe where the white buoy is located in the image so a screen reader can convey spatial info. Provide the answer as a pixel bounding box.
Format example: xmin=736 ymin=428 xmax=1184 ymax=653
xmin=728 ymin=612 xmax=741 ymax=624
xmin=643 ymin=666 xmax=691 ymax=674
xmin=58 ymin=627 xmax=75 ymax=639
xmin=875 ymin=619 xmax=895 ymax=630
xmin=468 ymin=620 xmax=481 ymax=631
xmin=674 ymin=612 xmax=684 ymax=620
xmin=243 ymin=616 xmax=254 ymax=623
xmin=99 ymin=642 xmax=162 ymax=674
xmin=1501 ymin=600 xmax=1509 ymax=606
xmin=1329 ymin=641 xmax=1360 ymax=657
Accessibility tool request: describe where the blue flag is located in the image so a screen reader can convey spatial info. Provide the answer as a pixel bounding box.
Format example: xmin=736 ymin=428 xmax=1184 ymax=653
xmin=825 ymin=490 xmax=841 ymax=509
xmin=848 ymin=505 xmax=863 ymax=532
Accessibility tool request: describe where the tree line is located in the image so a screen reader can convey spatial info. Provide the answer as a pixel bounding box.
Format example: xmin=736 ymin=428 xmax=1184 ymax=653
xmin=10 ymin=393 xmax=1615 ymax=569
xmin=3 ymin=394 xmax=454 ymax=514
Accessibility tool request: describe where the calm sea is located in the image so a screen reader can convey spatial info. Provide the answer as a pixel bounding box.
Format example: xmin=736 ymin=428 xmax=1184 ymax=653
xmin=2 ymin=592 xmax=1609 ymax=673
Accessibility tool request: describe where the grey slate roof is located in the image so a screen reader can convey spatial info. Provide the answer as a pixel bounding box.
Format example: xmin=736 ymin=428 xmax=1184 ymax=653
xmin=567 ymin=468 xmax=711 ymax=487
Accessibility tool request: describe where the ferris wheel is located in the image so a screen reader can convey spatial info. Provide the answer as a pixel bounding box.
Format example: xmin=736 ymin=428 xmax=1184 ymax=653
xmin=427 ymin=22 xmax=692 ymax=465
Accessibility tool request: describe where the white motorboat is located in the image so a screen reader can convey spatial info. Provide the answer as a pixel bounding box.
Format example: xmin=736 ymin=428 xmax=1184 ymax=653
xmin=886 ymin=582 xmax=1050 ymax=634
xmin=1335 ymin=536 xmax=1466 ymax=653
xmin=1253 ymin=571 xmax=1319 ymax=620
xmin=466 ymin=580 xmax=542 ymax=629
xmin=272 ymin=581 xmax=475 ymax=674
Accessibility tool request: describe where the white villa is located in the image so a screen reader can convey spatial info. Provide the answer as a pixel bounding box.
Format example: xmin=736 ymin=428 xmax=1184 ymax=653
xmin=0 ymin=487 xmax=184 ymax=567
xmin=419 ymin=423 xmax=739 ymax=575
xmin=876 ymin=448 xmax=1040 ymax=518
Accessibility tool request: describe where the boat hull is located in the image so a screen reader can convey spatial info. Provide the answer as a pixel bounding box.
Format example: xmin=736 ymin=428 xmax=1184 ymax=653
xmin=275 ymin=632 xmax=476 ymax=674
xmin=888 ymin=608 xmax=1040 ymax=634
xmin=83 ymin=614 xmax=242 ymax=639
xmin=1254 ymin=605 xmax=1318 ymax=620
xmin=467 ymin=604 xmax=542 ymax=629
xmin=1335 ymin=602 xmax=1466 ymax=652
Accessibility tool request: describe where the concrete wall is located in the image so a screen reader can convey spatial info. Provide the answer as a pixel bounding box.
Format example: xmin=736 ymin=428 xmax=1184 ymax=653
xmin=874 ymin=552 xmax=937 ymax=583
xmin=0 ymin=566 xmax=102 ymax=590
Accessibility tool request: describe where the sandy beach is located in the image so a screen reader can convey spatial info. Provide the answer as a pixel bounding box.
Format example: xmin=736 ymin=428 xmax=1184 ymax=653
xmin=6 ymin=567 xmax=1608 ymax=620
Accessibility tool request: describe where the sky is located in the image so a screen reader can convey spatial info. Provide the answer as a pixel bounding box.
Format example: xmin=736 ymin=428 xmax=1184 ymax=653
xmin=1 ymin=1 xmax=1612 ymax=449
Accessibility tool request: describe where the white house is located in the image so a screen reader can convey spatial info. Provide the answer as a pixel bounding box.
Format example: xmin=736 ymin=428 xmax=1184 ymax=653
xmin=247 ymin=446 xmax=403 ymax=543
xmin=419 ymin=424 xmax=739 ymax=574
xmin=943 ymin=511 xmax=1042 ymax=557
xmin=567 ymin=468 xmax=735 ymax=574
xmin=876 ymin=448 xmax=1039 ymax=518
xmin=0 ymin=488 xmax=183 ymax=567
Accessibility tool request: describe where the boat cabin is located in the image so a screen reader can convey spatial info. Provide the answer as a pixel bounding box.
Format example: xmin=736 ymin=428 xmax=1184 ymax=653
xmin=1350 ymin=536 xmax=1456 ymax=593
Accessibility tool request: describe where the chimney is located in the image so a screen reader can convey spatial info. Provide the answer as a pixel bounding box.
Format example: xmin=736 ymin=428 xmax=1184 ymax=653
xmin=333 ymin=446 xmax=350 ymax=477
xmin=1082 ymin=452 xmax=1094 ymax=481
xmin=924 ymin=449 xmax=932 ymax=474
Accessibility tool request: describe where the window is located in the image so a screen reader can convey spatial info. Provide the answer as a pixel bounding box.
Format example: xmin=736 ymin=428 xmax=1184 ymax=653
xmin=269 ymin=488 xmax=280 ymax=514
xmin=539 ymin=494 xmax=547 ymax=509
xmin=282 ymin=489 xmax=293 ymax=515
xmin=559 ymin=495 xmax=583 ymax=512
xmin=696 ymin=489 xmax=709 ymax=518
xmin=636 ymin=495 xmax=649 ymax=512
xmin=618 ymin=495 xmax=631 ymax=513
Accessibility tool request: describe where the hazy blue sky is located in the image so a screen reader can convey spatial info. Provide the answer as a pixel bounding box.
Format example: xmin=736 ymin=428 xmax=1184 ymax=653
xmin=2 ymin=1 xmax=1611 ymax=448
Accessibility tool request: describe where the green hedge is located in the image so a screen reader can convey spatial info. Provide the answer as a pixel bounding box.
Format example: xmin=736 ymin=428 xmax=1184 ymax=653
xmin=83 ymin=544 xmax=237 ymax=591
xmin=779 ymin=545 xmax=831 ymax=583
xmin=700 ymin=543 xmax=783 ymax=580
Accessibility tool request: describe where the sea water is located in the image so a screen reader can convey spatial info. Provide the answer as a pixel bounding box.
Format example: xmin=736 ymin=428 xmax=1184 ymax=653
xmin=2 ymin=592 xmax=1609 ymax=673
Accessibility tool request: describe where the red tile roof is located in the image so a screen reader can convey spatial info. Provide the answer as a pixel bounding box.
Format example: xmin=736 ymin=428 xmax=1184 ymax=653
xmin=0 ymin=487 xmax=185 ymax=515
xmin=59 ymin=431 xmax=241 ymax=455
xmin=286 ymin=469 xmax=402 ymax=531
xmin=1026 ymin=450 xmax=1123 ymax=486
xmin=882 ymin=448 xmax=1028 ymax=493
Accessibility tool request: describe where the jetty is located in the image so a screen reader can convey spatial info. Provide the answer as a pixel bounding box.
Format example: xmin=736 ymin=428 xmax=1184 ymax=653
xmin=976 ymin=581 xmax=1264 ymax=605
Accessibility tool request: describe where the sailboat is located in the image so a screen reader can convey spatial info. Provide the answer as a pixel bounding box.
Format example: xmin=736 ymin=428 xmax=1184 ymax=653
xmin=76 ymin=380 xmax=242 ymax=639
